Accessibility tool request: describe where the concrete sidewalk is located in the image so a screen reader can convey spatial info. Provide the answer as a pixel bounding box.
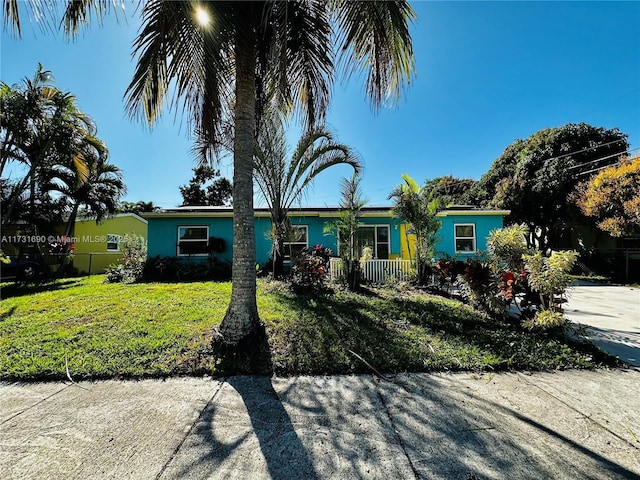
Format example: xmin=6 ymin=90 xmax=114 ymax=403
xmin=1 ymin=370 xmax=639 ymax=479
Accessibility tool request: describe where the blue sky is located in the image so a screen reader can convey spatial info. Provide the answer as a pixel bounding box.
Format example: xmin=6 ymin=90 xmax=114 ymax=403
xmin=2 ymin=1 xmax=639 ymax=208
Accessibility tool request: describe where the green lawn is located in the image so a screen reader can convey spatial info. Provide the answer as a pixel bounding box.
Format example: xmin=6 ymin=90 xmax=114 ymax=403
xmin=0 ymin=276 xmax=619 ymax=381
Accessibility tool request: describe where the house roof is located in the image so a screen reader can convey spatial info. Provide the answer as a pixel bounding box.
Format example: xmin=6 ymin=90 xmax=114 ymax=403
xmin=142 ymin=205 xmax=396 ymax=218
xmin=142 ymin=205 xmax=510 ymax=219
xmin=75 ymin=213 xmax=148 ymax=224
xmin=437 ymin=205 xmax=511 ymax=217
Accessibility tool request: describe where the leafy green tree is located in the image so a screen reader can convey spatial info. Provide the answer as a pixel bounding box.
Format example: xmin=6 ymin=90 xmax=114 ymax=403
xmin=254 ymin=113 xmax=361 ymax=277
xmin=422 ymin=175 xmax=476 ymax=207
xmin=389 ymin=174 xmax=441 ymax=285
xmin=464 ymin=123 xmax=628 ymax=252
xmin=179 ymin=166 xmax=232 ymax=207
xmin=134 ymin=200 xmax=160 ymax=213
xmin=6 ymin=1 xmax=415 ymax=347
xmin=117 ymin=201 xmax=161 ymax=215
xmin=575 ymin=156 xmax=640 ymax=238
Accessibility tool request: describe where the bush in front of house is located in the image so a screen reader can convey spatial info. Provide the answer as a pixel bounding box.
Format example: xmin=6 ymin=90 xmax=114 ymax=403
xmin=290 ymin=245 xmax=333 ymax=294
xmin=142 ymin=255 xmax=231 ymax=282
xmin=104 ymin=234 xmax=147 ymax=284
xmin=441 ymin=224 xmax=579 ymax=333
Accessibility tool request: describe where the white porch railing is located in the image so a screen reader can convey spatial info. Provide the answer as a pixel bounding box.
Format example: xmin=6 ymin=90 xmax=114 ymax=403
xmin=329 ymin=258 xmax=413 ymax=284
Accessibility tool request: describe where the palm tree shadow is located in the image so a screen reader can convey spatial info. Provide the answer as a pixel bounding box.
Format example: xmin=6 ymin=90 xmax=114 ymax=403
xmin=227 ymin=376 xmax=320 ymax=480
xmin=164 ymin=376 xmax=319 ymax=479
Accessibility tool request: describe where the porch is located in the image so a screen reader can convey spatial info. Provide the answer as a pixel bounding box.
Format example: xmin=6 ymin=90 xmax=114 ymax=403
xmin=328 ymin=258 xmax=413 ymax=284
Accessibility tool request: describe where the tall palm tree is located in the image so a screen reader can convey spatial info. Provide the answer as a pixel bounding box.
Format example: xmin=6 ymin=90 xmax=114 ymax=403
xmin=389 ymin=174 xmax=441 ymax=285
xmin=1 ymin=65 xmax=91 ymax=227
xmin=6 ymin=1 xmax=416 ymax=346
xmin=45 ymin=137 xmax=124 ymax=239
xmin=254 ymin=112 xmax=361 ymax=276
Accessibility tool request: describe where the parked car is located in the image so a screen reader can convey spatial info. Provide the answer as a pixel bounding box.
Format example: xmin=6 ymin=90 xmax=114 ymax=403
xmin=0 ymin=255 xmax=47 ymax=281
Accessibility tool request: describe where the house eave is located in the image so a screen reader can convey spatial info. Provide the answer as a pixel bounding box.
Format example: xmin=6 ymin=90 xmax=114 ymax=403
xmin=437 ymin=210 xmax=511 ymax=217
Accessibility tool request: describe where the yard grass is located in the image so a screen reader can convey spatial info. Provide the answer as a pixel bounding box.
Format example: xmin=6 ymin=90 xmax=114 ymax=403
xmin=0 ymin=276 xmax=619 ymax=381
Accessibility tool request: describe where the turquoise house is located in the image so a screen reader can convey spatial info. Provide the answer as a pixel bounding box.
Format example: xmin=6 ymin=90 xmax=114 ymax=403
xmin=144 ymin=205 xmax=508 ymax=267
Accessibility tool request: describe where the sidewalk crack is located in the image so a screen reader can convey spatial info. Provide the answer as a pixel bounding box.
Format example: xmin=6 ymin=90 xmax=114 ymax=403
xmin=373 ymin=377 xmax=420 ymax=480
xmin=0 ymin=384 xmax=70 ymax=426
xmin=154 ymin=378 xmax=226 ymax=479
xmin=517 ymin=373 xmax=640 ymax=450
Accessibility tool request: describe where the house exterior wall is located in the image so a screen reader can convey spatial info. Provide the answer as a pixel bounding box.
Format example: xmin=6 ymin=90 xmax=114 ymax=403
xmin=73 ymin=214 xmax=147 ymax=274
xmin=435 ymin=212 xmax=505 ymax=258
xmin=147 ymin=215 xmax=235 ymax=261
xmin=146 ymin=210 xmax=404 ymax=267
xmin=398 ymin=212 xmax=507 ymax=260
xmin=145 ymin=208 xmax=507 ymax=267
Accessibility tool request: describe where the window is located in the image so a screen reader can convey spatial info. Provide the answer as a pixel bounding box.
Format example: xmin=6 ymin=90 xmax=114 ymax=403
xmin=341 ymin=225 xmax=390 ymax=259
xmin=106 ymin=234 xmax=120 ymax=252
xmin=454 ymin=224 xmax=476 ymax=253
xmin=177 ymin=226 xmax=209 ymax=256
xmin=283 ymin=225 xmax=308 ymax=261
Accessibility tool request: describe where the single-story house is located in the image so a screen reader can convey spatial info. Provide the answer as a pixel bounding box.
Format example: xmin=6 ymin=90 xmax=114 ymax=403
xmin=73 ymin=213 xmax=148 ymax=274
xmin=143 ymin=206 xmax=508 ymax=280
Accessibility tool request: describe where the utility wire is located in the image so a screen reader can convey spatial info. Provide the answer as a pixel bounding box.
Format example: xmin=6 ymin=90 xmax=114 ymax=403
xmin=575 ymin=151 xmax=639 ymax=177
xmin=539 ymin=138 xmax=627 ymax=164
xmin=565 ymin=147 xmax=639 ymax=171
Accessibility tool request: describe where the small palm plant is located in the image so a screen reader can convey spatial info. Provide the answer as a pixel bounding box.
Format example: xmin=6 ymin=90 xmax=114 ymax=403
xmin=254 ymin=112 xmax=361 ymax=277
xmin=324 ymin=174 xmax=368 ymax=291
xmin=389 ymin=174 xmax=441 ymax=285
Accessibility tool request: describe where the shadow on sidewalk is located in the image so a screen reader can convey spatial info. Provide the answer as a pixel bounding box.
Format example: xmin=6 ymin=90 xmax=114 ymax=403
xmin=379 ymin=374 xmax=640 ymax=479
xmin=228 ymin=376 xmax=320 ymax=479
xmin=161 ymin=376 xmax=319 ymax=479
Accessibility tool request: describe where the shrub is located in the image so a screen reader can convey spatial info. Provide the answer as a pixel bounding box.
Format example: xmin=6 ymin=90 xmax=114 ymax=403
xmin=142 ymin=255 xmax=231 ymax=282
xmin=290 ymin=245 xmax=333 ymax=293
xmin=524 ymin=309 xmax=567 ymax=331
xmin=104 ymin=234 xmax=147 ymax=284
xmin=456 ymin=257 xmax=502 ymax=313
xmin=434 ymin=256 xmax=465 ymax=290
xmin=523 ymin=250 xmax=578 ymax=311
xmin=487 ymin=223 xmax=532 ymax=272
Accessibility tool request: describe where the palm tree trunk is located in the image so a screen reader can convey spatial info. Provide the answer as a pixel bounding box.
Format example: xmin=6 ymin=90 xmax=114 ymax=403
xmin=55 ymin=202 xmax=80 ymax=278
xmin=273 ymin=237 xmax=285 ymax=277
xmin=217 ymin=33 xmax=261 ymax=346
xmin=272 ymin=217 xmax=286 ymax=278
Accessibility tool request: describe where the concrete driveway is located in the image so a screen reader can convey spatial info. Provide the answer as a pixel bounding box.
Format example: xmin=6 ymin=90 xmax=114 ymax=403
xmin=565 ymin=283 xmax=640 ymax=367
xmin=1 ymin=371 xmax=639 ymax=479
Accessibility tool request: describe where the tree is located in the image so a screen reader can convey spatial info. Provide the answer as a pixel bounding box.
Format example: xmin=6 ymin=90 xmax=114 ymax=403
xmin=1 ymin=65 xmax=93 ymax=228
xmin=464 ymin=123 xmax=629 ymax=251
xmin=422 ymin=175 xmax=476 ymax=207
xmin=117 ymin=201 xmax=161 ymax=214
xmin=46 ymin=149 xmax=125 ymax=239
xmin=6 ymin=1 xmax=416 ymax=348
xmin=254 ymin=113 xmax=361 ymax=277
xmin=389 ymin=174 xmax=441 ymax=285
xmin=179 ymin=166 xmax=232 ymax=207
xmin=575 ymin=156 xmax=640 ymax=238
xmin=325 ymin=174 xmax=368 ymax=291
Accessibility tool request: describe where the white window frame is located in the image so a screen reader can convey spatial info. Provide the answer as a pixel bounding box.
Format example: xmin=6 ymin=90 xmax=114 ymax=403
xmin=106 ymin=234 xmax=121 ymax=252
xmin=283 ymin=225 xmax=308 ymax=261
xmin=177 ymin=225 xmax=209 ymax=257
xmin=338 ymin=224 xmax=390 ymax=259
xmin=454 ymin=223 xmax=476 ymax=254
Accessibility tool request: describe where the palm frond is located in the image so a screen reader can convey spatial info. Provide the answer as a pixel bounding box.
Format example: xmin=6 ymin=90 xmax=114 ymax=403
xmin=332 ymin=0 xmax=416 ymax=110
xmin=62 ymin=0 xmax=125 ymax=37
xmin=264 ymin=0 xmax=333 ymax=128
xmin=124 ymin=0 xmax=235 ymax=153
